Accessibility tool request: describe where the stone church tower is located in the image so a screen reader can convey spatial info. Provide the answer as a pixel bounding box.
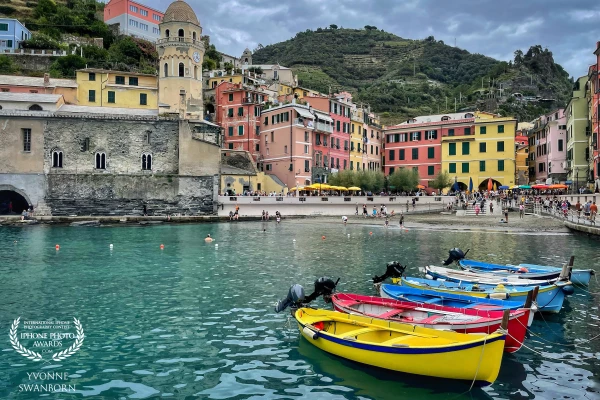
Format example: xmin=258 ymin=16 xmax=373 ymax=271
xmin=241 ymin=48 xmax=252 ymax=66
xmin=157 ymin=0 xmax=205 ymax=118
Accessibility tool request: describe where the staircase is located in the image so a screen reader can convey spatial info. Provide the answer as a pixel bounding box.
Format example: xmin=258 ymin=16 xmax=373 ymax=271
xmin=34 ymin=201 xmax=52 ymax=216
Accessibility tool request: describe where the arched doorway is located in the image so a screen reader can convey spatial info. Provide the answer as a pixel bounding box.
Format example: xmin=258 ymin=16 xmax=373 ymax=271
xmin=478 ymin=179 xmax=502 ymax=191
xmin=455 ymin=182 xmax=468 ymax=191
xmin=0 ymin=189 xmax=30 ymax=215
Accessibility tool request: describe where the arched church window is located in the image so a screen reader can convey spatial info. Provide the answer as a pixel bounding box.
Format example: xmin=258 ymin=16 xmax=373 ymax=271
xmin=165 ymin=29 xmax=170 ymax=38
xmin=164 ymin=63 xmax=168 ymax=77
xmin=193 ymin=32 xmax=196 ymax=41
xmin=141 ymin=153 xmax=152 ymax=171
xmin=179 ymin=63 xmax=184 ymax=77
xmin=95 ymin=152 xmax=106 ymax=170
xmin=29 ymin=104 xmax=43 ymax=111
xmin=52 ymin=149 xmax=63 ymax=168
xmin=178 ymin=29 xmax=184 ymax=37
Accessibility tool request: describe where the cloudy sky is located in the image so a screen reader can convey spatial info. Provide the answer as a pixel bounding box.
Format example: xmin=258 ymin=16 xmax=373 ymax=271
xmin=130 ymin=0 xmax=598 ymax=78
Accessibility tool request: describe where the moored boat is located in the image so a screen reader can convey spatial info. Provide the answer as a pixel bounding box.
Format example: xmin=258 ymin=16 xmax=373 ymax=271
xmin=332 ymin=293 xmax=530 ymax=352
xmin=295 ymin=307 xmax=507 ymax=386
xmin=400 ymin=276 xmax=564 ymax=314
xmin=517 ymin=263 xmax=594 ymax=286
xmin=458 ymin=259 xmax=562 ymax=281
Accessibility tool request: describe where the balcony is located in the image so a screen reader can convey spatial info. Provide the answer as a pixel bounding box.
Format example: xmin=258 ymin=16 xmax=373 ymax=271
xmin=157 ymin=37 xmax=203 ymax=46
xmin=344 ymin=146 xmax=349 ymax=151
xmin=316 ymin=140 xmax=322 ymax=145
xmin=242 ymin=97 xmax=257 ymax=104
xmin=315 ymin=122 xmax=333 ymax=134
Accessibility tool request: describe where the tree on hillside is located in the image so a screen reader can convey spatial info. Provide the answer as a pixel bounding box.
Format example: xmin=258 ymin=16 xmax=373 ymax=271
xmin=388 ymin=169 xmax=419 ymax=192
xmin=0 ymin=55 xmax=18 ymax=74
xmin=429 ymin=171 xmax=453 ymax=192
xmin=514 ymin=49 xmax=524 ymax=65
xmin=49 ymin=55 xmax=86 ymax=78
xmin=329 ymin=24 xmax=338 ymax=30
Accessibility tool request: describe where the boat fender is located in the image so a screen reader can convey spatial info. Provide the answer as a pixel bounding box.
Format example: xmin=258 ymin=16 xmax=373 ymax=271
xmin=489 ymin=292 xmax=509 ymax=300
xmin=560 ymin=284 xmax=575 ymax=295
xmin=425 ymin=274 xmax=434 ymax=280
xmin=303 ymin=326 xmax=319 ymax=340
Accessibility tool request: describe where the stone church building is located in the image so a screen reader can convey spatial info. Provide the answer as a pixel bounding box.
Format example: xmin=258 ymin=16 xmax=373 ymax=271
xmin=0 ymin=0 xmax=222 ymax=217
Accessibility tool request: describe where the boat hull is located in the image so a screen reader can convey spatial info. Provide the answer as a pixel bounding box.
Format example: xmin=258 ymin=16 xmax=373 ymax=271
xmin=458 ymin=260 xmax=561 ymax=281
xmin=518 ymin=264 xmax=593 ymax=286
xmin=295 ymin=308 xmax=505 ymax=386
xmin=332 ymin=294 xmax=529 ymax=353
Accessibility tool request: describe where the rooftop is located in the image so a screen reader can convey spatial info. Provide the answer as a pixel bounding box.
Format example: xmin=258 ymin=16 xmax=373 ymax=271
xmin=163 ymin=0 xmax=200 ymax=26
xmin=57 ymin=105 xmax=158 ymax=116
xmin=0 ymin=93 xmax=63 ymax=103
xmin=242 ymin=64 xmax=291 ymax=70
xmin=400 ymin=112 xmax=477 ymax=125
xmin=221 ymin=165 xmax=256 ymax=175
xmin=76 ymin=68 xmax=157 ymax=78
xmin=0 ymin=75 xmax=78 ymax=88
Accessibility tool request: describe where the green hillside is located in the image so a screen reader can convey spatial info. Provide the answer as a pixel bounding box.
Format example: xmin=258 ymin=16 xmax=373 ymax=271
xmin=252 ymin=27 xmax=573 ymax=123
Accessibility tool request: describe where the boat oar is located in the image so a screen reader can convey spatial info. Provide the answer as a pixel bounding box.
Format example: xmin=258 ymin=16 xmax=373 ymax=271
xmin=524 ymin=290 xmax=533 ymax=309
xmin=532 ymin=286 xmax=539 ymax=302
xmin=501 ymin=309 xmax=510 ymax=331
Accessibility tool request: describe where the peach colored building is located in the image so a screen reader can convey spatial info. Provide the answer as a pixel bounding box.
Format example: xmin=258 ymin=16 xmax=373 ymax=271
xmin=215 ymin=81 xmax=266 ymax=162
xmin=260 ymin=103 xmax=333 ymax=188
xmin=0 ymin=74 xmax=77 ymax=104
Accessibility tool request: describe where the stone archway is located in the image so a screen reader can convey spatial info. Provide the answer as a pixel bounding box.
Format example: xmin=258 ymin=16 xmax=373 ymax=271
xmin=0 ymin=185 xmax=31 ymax=215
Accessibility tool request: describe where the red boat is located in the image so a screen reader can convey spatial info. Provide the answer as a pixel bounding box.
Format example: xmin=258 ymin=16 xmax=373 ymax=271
xmin=331 ymin=293 xmax=531 ymax=353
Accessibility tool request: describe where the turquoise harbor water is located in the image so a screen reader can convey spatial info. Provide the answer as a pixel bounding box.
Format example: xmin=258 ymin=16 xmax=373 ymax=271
xmin=0 ymin=221 xmax=599 ymax=399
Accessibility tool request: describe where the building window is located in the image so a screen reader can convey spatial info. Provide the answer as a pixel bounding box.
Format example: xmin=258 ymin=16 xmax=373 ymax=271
xmin=462 ymin=142 xmax=470 ymax=155
xmin=305 ymin=131 xmax=309 ymax=142
xmin=30 ymin=90 xmax=38 ymax=93
xmin=479 ymin=160 xmax=485 ymax=172
xmin=228 ymin=143 xmax=233 ymax=149
xmin=179 ymin=63 xmax=184 ymax=77
xmin=140 ymin=9 xmax=148 ymax=16
xmin=140 ymin=93 xmax=147 ymax=105
xmin=497 ymin=141 xmax=504 ymax=152
xmin=116 ymin=76 xmax=125 ymax=84
xmin=165 ymin=29 xmax=169 ymax=37
xmin=449 ymin=163 xmax=456 ymax=173
xmin=228 ymin=127 xmax=233 ymax=136
xmin=304 ymin=145 xmax=309 ymax=154
xmin=411 ymin=132 xmax=420 ymax=141
xmin=448 ymin=129 xmax=455 ymax=136
xmin=89 ymin=72 xmax=96 ymax=81
xmin=193 ymin=32 xmax=197 ymax=41
xmin=237 ymin=107 xmax=243 ymax=116
xmin=376 ymin=147 xmax=379 ymax=155
xmin=141 ymin=153 xmax=152 ymax=170
xmin=465 ymin=127 xmax=471 ymax=135
xmin=412 ymin=148 xmax=418 ymax=160
xmin=89 ymin=90 xmax=96 ymax=102
xmin=284 ymin=145 xmax=288 ymax=154
xmin=228 ymin=93 xmax=233 ymax=101
xmin=164 ymin=63 xmax=168 ymax=77
xmin=1 ymin=88 xmax=9 ymax=92
xmin=558 ymin=139 xmax=563 ymax=151
xmin=238 ymin=126 xmax=244 ymax=135
xmin=449 ymin=142 xmax=456 ymax=156
xmin=178 ymin=29 xmax=184 ymax=37
xmin=479 ymin=142 xmax=486 ymax=153
xmin=130 ymin=5 xmax=138 ymax=12
xmin=255 ymin=144 xmax=260 ymax=152
xmin=153 ymin=14 xmax=161 ymax=21
xmin=52 ymin=149 xmax=63 ymax=168
xmin=95 ymin=152 xmax=106 ymax=170
xmin=107 ymin=91 xmax=115 ymax=103
xmin=22 ymin=129 xmax=31 ymax=152
xmin=498 ymin=125 xmax=504 ymax=133
xmin=28 ymin=104 xmax=42 ymax=111
xmin=305 ymin=160 xmax=310 ymax=172
xmin=498 ymin=160 xmax=505 ymax=171
xmin=427 ymin=147 xmax=434 ymax=159
xmin=397 ymin=149 xmax=404 ymax=160
xmin=389 ymin=150 xmax=395 ymax=161
xmin=426 ymin=130 xmax=437 ymax=140
xmin=462 ymin=162 xmax=469 ymax=173
xmin=480 ymin=126 xmax=486 ymax=134
xmin=228 ymin=108 xmax=233 ymax=117
xmin=0 ymin=23 xmax=8 ymax=31
xmin=146 ymin=132 xmax=151 ymax=144
xmin=129 ymin=77 xmax=138 ymax=86
xmin=428 ymin=166 xmax=434 ymax=175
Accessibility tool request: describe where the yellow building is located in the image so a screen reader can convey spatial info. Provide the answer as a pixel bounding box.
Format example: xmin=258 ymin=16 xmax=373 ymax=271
xmin=350 ymin=107 xmax=365 ymax=171
xmin=442 ymin=112 xmax=517 ymax=190
xmin=207 ymin=74 xmax=243 ymax=90
xmin=221 ymin=150 xmax=287 ymax=194
xmin=76 ymin=69 xmax=158 ymax=109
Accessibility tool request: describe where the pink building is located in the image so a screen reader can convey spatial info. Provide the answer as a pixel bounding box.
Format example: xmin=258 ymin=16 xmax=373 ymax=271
xmin=385 ymin=112 xmax=475 ymax=192
xmin=306 ymin=94 xmax=351 ymax=172
xmin=104 ymin=0 xmax=164 ymax=42
xmin=0 ymin=74 xmax=77 ymax=104
xmin=533 ymin=109 xmax=567 ymax=183
xmin=260 ymin=103 xmax=333 ymax=188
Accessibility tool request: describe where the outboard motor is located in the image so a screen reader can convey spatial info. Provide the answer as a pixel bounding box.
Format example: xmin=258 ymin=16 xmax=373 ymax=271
xmin=442 ymin=248 xmax=469 ymax=266
xmin=274 ymin=277 xmax=340 ymax=313
xmin=372 ymin=261 xmax=407 ymax=284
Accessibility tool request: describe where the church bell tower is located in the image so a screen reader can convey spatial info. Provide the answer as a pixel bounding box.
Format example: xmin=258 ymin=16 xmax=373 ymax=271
xmin=157 ymin=0 xmax=205 ymax=118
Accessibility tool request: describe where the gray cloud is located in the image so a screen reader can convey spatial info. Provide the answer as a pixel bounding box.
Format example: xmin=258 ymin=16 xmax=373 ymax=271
xmin=124 ymin=0 xmax=599 ymax=77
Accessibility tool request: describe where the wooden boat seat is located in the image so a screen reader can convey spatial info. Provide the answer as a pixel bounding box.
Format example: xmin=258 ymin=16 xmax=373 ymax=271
xmin=342 ymin=327 xmax=384 ymax=339
xmin=380 ymin=336 xmax=413 ymax=346
xmin=377 ymin=310 xmax=403 ymax=319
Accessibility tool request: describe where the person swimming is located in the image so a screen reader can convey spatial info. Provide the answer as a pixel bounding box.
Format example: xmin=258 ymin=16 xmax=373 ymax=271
xmin=205 ymin=234 xmax=214 ymax=242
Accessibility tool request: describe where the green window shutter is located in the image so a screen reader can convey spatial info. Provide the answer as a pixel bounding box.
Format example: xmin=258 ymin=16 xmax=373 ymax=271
xmin=448 ymin=129 xmax=454 ymax=136
xmin=107 ymin=91 xmax=115 ymax=103
xmin=465 ymin=127 xmax=471 ymax=135
xmin=498 ymin=125 xmax=504 ymax=133
xmin=228 ymin=127 xmax=233 ymax=136
xmin=497 ymin=141 xmax=504 ymax=152
xmin=228 ymin=143 xmax=233 ymax=149
xmin=88 ymin=90 xmax=95 ymax=102
xmin=228 ymin=93 xmax=233 ymax=101
xmin=116 ymin=76 xmax=125 ymax=84
xmin=449 ymin=163 xmax=456 ymax=173
xmin=479 ymin=161 xmax=485 ymax=172
xmin=412 ymin=148 xmax=418 ymax=160
xmin=479 ymin=142 xmax=486 ymax=153
xmin=389 ymin=150 xmax=395 ymax=161
xmin=238 ymin=125 xmax=244 ymax=135
xmin=480 ymin=126 xmax=486 ymax=134
xmin=129 ymin=77 xmax=138 ymax=86
xmin=428 ymin=166 xmax=434 ymax=175
xmin=498 ymin=160 xmax=505 ymax=171
xmin=7 ymin=40 xmax=12 ymax=47
xmin=461 ymin=162 xmax=469 ymax=173
xmin=238 ymin=107 xmax=243 ymax=116
xmin=228 ymin=109 xmax=233 ymax=117
xmin=399 ymin=149 xmax=405 ymax=160
xmin=0 ymin=24 xmax=8 ymax=31
xmin=428 ymin=147 xmax=434 ymax=159
xmin=140 ymin=93 xmax=147 ymax=105
xmin=462 ymin=142 xmax=470 ymax=155
xmin=449 ymin=143 xmax=456 ymax=155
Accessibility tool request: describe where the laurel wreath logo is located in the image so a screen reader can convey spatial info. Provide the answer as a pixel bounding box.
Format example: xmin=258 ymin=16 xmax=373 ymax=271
xmin=9 ymin=317 xmax=84 ymax=362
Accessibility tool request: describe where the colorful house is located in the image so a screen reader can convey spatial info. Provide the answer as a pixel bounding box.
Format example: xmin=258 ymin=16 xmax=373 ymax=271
xmin=215 ymin=81 xmax=265 ymax=162
xmin=588 ymin=43 xmax=600 ymax=190
xmin=565 ymin=76 xmax=590 ymax=190
xmin=0 ymin=18 xmax=30 ymax=49
xmin=530 ymin=110 xmax=567 ymax=184
xmin=365 ymin=111 xmax=383 ymax=172
xmin=221 ymin=150 xmax=287 ymax=195
xmin=515 ymin=123 xmax=532 ymax=185
xmin=387 ymin=112 xmax=473 ymax=191
xmin=76 ymin=69 xmax=158 ymax=109
xmin=350 ymin=106 xmax=365 ymax=172
xmin=0 ymin=74 xmax=77 ymax=104
xmin=441 ymin=112 xmax=516 ymax=191
xmin=104 ymin=0 xmax=164 ymax=42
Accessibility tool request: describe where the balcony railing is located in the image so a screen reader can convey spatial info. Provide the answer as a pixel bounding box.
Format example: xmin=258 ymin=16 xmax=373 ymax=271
xmin=315 ymin=122 xmax=333 ymax=133
xmin=157 ymin=37 xmax=203 ymax=46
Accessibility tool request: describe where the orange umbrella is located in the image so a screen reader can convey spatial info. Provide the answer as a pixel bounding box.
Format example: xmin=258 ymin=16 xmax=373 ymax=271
xmin=487 ymin=178 xmax=493 ymax=192
xmin=417 ymin=184 xmax=426 ymax=189
xmin=549 ymin=184 xmax=568 ymax=189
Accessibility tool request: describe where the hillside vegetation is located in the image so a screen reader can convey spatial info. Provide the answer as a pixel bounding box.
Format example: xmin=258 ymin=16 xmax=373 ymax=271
xmin=253 ymin=27 xmax=573 ymax=123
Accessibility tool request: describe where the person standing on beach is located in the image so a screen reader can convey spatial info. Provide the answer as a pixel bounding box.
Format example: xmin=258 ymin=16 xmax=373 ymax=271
xmin=399 ymin=213 xmax=404 ymax=228
xmin=591 ymin=202 xmax=597 ymax=224
xmin=576 ymin=201 xmax=582 ymax=218
xmin=362 ymin=204 xmax=367 ymax=218
xmin=504 ymin=208 xmax=509 ymax=223
xmin=489 ymin=202 xmax=493 ymax=214
xmin=355 ymin=203 xmax=359 ymax=216
xmin=519 ymin=203 xmax=524 ymax=219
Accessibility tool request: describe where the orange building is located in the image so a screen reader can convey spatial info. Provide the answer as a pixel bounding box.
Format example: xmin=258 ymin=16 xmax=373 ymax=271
xmin=0 ymin=74 xmax=77 ymax=104
xmin=104 ymin=0 xmax=164 ymax=42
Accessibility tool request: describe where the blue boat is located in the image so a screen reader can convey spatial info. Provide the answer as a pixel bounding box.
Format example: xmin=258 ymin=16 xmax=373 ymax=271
xmin=458 ymin=259 xmax=561 ymax=281
xmin=380 ymin=284 xmax=531 ymax=312
xmin=398 ymin=277 xmax=565 ymax=314
xmin=518 ymin=264 xmax=594 ymax=286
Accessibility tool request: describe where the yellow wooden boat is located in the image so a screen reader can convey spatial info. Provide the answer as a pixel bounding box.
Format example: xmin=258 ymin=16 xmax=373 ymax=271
xmin=295 ymin=308 xmax=506 ymax=386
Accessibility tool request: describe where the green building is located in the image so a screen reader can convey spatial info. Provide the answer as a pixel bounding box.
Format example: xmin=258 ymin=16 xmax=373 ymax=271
xmin=565 ymin=76 xmax=590 ymax=190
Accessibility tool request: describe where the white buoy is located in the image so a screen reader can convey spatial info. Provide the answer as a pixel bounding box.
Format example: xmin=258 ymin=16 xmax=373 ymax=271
xmin=215 ymin=244 xmax=219 ymax=247
xmin=293 ymin=239 xmax=296 ymax=242
xmin=109 ymin=244 xmax=113 ymax=249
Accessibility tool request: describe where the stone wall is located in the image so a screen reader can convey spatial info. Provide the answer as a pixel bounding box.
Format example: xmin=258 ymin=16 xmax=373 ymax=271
xmin=7 ymin=54 xmax=56 ymax=73
xmin=46 ymin=174 xmax=216 ymax=216
xmin=44 ymin=118 xmax=180 ymax=174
